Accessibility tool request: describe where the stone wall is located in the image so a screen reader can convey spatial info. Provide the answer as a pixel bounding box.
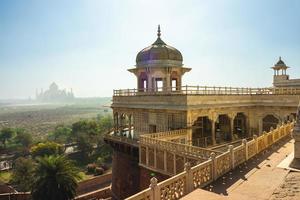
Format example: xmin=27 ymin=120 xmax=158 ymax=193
xmin=76 ymin=173 xmax=112 ymax=195
xmin=139 ymin=166 xmax=170 ymax=190
xmin=111 ymin=149 xmax=140 ymax=200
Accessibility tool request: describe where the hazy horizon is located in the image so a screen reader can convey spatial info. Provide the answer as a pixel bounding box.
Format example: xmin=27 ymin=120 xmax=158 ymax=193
xmin=1 ymin=0 xmax=300 ymax=99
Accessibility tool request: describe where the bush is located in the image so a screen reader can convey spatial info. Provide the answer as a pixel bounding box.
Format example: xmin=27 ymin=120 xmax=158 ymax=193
xmin=94 ymin=167 xmax=104 ymax=176
xmin=96 ymin=157 xmax=104 ymax=166
xmin=86 ymin=163 xmax=97 ymax=174
xmin=100 ymin=164 xmax=109 ymax=171
xmin=31 ymin=142 xmax=63 ymax=158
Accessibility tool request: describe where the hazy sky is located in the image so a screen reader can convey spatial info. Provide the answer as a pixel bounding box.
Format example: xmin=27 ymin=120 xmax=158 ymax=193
xmin=0 ymin=0 xmax=299 ymax=99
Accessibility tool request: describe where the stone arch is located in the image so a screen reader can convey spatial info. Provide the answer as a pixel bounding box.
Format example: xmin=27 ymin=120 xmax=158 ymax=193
xmin=113 ymin=112 xmax=119 ymax=134
xmin=284 ymin=113 xmax=296 ymax=122
xmin=192 ymin=116 xmax=212 ymax=147
xmin=216 ymin=114 xmax=232 ymax=143
xmin=138 ymin=72 xmax=148 ymax=91
xmin=233 ymin=112 xmax=247 ymax=139
xmin=262 ymin=114 xmax=280 ymax=132
xmin=170 ymin=71 xmax=180 ymax=91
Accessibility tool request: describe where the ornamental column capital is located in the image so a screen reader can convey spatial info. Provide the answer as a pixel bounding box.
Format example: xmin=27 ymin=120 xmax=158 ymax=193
xmin=228 ymin=112 xmax=237 ymax=119
xmin=209 ymin=112 xmax=218 ymax=122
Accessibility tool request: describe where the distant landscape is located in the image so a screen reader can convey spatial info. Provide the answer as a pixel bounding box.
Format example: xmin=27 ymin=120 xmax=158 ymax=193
xmin=0 ymin=97 xmax=112 ymax=141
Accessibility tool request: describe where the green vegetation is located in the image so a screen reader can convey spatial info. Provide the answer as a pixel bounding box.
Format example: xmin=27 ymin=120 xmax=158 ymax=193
xmin=0 ymin=171 xmax=12 ymax=183
xmin=0 ymin=100 xmax=113 ymax=195
xmin=11 ymin=157 xmax=35 ymax=191
xmin=15 ymin=128 xmax=33 ymax=148
xmin=0 ymin=127 xmax=15 ymax=147
xmin=31 ymin=155 xmax=81 ymax=200
xmin=48 ymin=125 xmax=72 ymax=143
xmin=31 ymin=142 xmax=64 ymax=158
xmin=0 ymin=97 xmax=111 ymax=140
xmin=0 ymin=127 xmax=33 ymax=155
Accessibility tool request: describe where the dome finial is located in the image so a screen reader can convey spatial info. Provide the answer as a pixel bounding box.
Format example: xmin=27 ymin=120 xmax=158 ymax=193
xmin=157 ymin=25 xmax=161 ymax=38
xmin=279 ymin=56 xmax=282 ymax=61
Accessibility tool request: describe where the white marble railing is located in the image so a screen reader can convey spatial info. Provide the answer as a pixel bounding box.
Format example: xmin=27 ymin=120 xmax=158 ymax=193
xmin=125 ymin=122 xmax=294 ymax=200
xmin=144 ymin=129 xmax=188 ymax=139
xmin=140 ymin=133 xmax=221 ymax=160
xmin=104 ymin=134 xmax=138 ymax=147
xmin=114 ymin=86 xmax=300 ymax=96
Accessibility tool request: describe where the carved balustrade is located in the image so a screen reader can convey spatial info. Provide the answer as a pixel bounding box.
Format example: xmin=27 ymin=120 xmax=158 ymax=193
xmin=126 ymin=122 xmax=294 ymax=200
xmin=125 ymin=188 xmax=152 ymax=200
xmin=145 ymin=129 xmax=188 ymax=139
xmin=215 ymin=152 xmax=231 ymax=177
xmin=114 ymin=86 xmax=300 ymax=96
xmin=247 ymin=140 xmax=257 ymax=159
xmin=233 ymin=145 xmax=246 ymax=167
xmin=191 ymin=160 xmax=213 ymax=188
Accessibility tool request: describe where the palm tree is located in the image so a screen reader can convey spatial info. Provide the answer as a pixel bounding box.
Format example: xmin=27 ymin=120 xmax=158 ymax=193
xmin=31 ymin=155 xmax=81 ymax=200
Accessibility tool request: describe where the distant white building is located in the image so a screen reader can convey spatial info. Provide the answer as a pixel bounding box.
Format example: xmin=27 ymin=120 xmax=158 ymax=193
xmin=36 ymin=82 xmax=74 ymax=102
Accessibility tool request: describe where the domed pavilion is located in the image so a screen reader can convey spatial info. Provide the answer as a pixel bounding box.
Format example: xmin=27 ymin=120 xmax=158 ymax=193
xmin=128 ymin=25 xmax=191 ymax=92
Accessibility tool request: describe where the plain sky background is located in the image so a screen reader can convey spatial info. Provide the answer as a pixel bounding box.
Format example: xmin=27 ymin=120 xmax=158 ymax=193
xmin=0 ymin=0 xmax=299 ymax=99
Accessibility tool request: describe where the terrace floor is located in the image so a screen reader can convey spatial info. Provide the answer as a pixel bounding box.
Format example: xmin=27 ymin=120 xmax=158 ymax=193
xmin=181 ymin=137 xmax=300 ymax=200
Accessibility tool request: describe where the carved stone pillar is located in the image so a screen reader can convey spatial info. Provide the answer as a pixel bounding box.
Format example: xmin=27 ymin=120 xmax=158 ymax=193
xmin=209 ymin=113 xmax=218 ymax=145
xmin=166 ymin=73 xmax=171 ymax=91
xmin=164 ymin=151 xmax=167 ymax=172
xmin=115 ymin=113 xmax=119 ymax=135
xmin=211 ymin=121 xmax=216 ymax=145
xmin=258 ymin=118 xmax=263 ymax=135
xmin=128 ymin=115 xmax=132 ymax=138
xmin=173 ymin=153 xmax=176 ymax=174
xmin=147 ymin=73 xmax=152 ymax=91
xmin=146 ymin=146 xmax=149 ymax=166
xmin=229 ymin=113 xmax=237 ymax=141
xmin=120 ymin=114 xmax=125 ymax=135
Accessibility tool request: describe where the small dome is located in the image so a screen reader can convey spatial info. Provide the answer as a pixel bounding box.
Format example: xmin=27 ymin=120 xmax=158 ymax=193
xmin=275 ymin=57 xmax=286 ymax=66
xmin=136 ymin=25 xmax=183 ymax=66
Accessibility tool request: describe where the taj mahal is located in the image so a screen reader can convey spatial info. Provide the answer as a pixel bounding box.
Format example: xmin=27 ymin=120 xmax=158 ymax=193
xmin=104 ymin=26 xmax=300 ymax=200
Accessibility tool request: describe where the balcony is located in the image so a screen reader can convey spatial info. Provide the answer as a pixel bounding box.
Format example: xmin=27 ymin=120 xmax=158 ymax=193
xmin=113 ymin=86 xmax=300 ymax=97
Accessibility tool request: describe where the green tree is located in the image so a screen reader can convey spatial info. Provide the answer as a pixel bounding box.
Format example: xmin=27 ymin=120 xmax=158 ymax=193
xmin=71 ymin=120 xmax=99 ymax=158
xmin=31 ymin=155 xmax=81 ymax=200
xmin=31 ymin=142 xmax=63 ymax=158
xmin=11 ymin=157 xmax=35 ymax=192
xmin=15 ymin=129 xmax=33 ymax=148
xmin=0 ymin=127 xmax=15 ymax=147
xmin=98 ymin=115 xmax=113 ymax=133
xmin=49 ymin=125 xmax=72 ymax=143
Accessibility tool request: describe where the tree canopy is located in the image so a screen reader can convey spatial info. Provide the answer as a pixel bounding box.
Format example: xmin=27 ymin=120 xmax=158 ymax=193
xmin=31 ymin=155 xmax=81 ymax=200
xmin=0 ymin=127 xmax=15 ymax=147
xmin=11 ymin=157 xmax=35 ymax=192
xmin=31 ymin=141 xmax=63 ymax=158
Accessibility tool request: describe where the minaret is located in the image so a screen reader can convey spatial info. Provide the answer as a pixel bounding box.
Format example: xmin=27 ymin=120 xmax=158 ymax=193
xmin=291 ymin=102 xmax=300 ymax=169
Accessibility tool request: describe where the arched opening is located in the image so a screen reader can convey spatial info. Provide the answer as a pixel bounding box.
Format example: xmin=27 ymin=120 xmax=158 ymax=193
xmin=233 ymin=113 xmax=247 ymax=139
xmin=170 ymin=71 xmax=180 ymax=91
xmin=118 ymin=114 xmax=134 ymax=138
xmin=113 ymin=112 xmax=119 ymax=135
xmin=289 ymin=113 xmax=296 ymax=121
xmin=262 ymin=114 xmax=279 ymax=132
xmin=138 ymin=72 xmax=148 ymax=92
xmin=119 ymin=113 xmax=126 ymax=136
xmin=216 ymin=114 xmax=231 ymax=143
xmin=192 ymin=116 xmax=212 ymax=147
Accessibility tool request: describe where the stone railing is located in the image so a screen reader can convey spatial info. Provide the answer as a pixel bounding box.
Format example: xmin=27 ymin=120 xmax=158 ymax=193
xmin=126 ymin=122 xmax=294 ymax=200
xmin=145 ymin=129 xmax=188 ymax=139
xmin=140 ymin=134 xmax=222 ymax=160
xmin=104 ymin=134 xmax=138 ymax=147
xmin=114 ymin=86 xmax=300 ymax=96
